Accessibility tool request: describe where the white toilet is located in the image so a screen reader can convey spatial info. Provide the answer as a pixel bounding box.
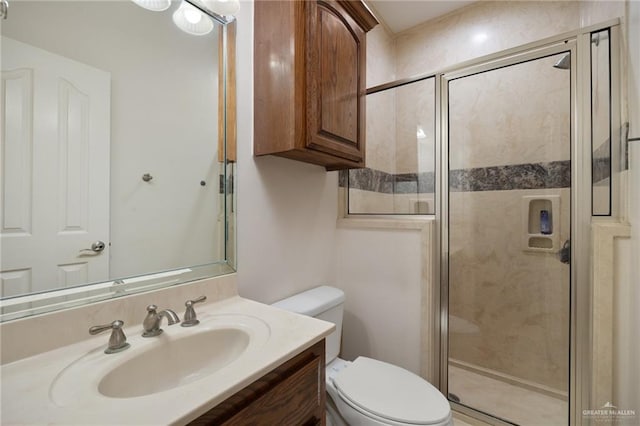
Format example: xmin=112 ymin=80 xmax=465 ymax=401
xmin=273 ymin=286 xmax=453 ymax=426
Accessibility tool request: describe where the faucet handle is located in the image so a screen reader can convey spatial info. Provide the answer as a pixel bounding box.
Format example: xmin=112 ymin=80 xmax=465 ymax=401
xmin=89 ymin=320 xmax=130 ymax=354
xmin=182 ymin=296 xmax=207 ymax=327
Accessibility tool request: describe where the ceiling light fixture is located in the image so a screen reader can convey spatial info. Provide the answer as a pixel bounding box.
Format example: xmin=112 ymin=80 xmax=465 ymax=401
xmin=131 ymin=0 xmax=171 ymax=12
xmin=201 ymin=0 xmax=240 ymax=17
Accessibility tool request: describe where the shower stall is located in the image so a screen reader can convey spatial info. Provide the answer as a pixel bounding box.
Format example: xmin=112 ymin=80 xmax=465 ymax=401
xmin=345 ymin=19 xmax=621 ymax=426
xmin=443 ymin=47 xmax=574 ymax=426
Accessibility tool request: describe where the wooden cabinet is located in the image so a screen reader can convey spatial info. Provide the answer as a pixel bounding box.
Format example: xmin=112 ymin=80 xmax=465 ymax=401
xmin=254 ymin=0 xmax=378 ymax=170
xmin=189 ymin=339 xmax=326 ymax=425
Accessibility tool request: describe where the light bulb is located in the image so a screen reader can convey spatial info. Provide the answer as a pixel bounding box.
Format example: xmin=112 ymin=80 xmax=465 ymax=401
xmin=173 ymin=1 xmax=214 ymax=36
xmin=131 ymin=0 xmax=171 ymax=12
xmin=184 ymin=9 xmax=202 ymax=24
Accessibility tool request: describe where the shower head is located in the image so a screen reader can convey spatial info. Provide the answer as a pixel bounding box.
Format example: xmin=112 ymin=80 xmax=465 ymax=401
xmin=553 ymin=54 xmax=571 ymax=70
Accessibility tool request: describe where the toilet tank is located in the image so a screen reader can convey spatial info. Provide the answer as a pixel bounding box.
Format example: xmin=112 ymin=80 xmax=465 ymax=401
xmin=272 ymin=286 xmax=345 ymax=364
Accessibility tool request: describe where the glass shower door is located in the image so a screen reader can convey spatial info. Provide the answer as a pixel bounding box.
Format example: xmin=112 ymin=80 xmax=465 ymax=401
xmin=446 ymin=52 xmax=572 ymax=425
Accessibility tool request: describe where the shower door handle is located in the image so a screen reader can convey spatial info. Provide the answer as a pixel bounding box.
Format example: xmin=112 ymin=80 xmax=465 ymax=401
xmin=558 ymin=240 xmax=570 ymax=264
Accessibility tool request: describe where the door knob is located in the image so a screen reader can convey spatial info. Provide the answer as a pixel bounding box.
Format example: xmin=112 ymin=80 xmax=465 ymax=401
xmin=80 ymin=240 xmax=106 ymax=255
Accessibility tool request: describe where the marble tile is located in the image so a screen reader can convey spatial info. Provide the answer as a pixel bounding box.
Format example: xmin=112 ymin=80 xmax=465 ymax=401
xmin=452 ymin=413 xmax=486 ymax=426
xmin=449 ymin=365 xmax=568 ymax=425
xmin=366 ymin=24 xmax=396 ymax=88
xmin=347 ymin=188 xmax=396 ymax=214
xmin=579 ymin=0 xmax=626 ymax=28
xmin=449 ymin=161 xmax=571 ymax=192
xmin=394 ymin=172 xmax=435 ymax=193
xmin=344 ymin=161 xmax=569 ymax=195
xmin=392 ymin=192 xmax=434 ymax=215
xmin=395 ymin=78 xmax=436 ymax=175
xmin=345 ymin=168 xmax=394 ymax=193
xmin=367 ymin=88 xmax=397 ymax=173
xmin=394 ymin=1 xmax=581 ymax=79
xmin=448 ymin=54 xmax=571 ymax=170
xmin=345 ymin=182 xmax=435 ymax=215
xmin=448 ymin=188 xmax=571 ymax=391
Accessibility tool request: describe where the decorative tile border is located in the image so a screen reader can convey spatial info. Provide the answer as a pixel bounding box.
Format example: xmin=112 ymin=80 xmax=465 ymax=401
xmin=341 ymin=160 xmax=571 ymax=194
xmin=340 ymin=168 xmax=394 ymax=193
xmin=395 ymin=172 xmax=436 ymax=194
xmin=339 ymin=169 xmax=436 ymax=194
xmin=449 ymin=160 xmax=570 ymax=192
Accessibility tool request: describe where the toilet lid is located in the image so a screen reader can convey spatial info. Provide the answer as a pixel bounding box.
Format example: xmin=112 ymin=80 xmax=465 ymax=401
xmin=333 ymin=357 xmax=450 ymax=425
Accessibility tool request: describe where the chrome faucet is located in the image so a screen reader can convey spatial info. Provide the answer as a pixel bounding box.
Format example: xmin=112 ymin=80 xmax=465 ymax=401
xmin=89 ymin=320 xmax=130 ymax=354
xmin=142 ymin=304 xmax=180 ymax=337
xmin=181 ymin=295 xmax=207 ymax=327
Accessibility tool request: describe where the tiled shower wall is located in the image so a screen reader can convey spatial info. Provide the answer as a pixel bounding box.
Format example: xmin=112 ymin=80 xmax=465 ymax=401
xmin=351 ymin=0 xmax=625 ymax=214
xmin=357 ymin=0 xmax=626 ymax=392
xmin=448 ymin=189 xmax=571 ymax=391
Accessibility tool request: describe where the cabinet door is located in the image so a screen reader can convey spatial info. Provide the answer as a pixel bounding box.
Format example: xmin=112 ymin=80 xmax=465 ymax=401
xmin=188 ymin=340 xmax=326 ymax=425
xmin=306 ymin=1 xmax=365 ymax=165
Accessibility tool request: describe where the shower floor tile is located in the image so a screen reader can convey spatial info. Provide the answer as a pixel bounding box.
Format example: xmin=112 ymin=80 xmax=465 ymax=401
xmin=449 ymin=365 xmax=568 ymax=425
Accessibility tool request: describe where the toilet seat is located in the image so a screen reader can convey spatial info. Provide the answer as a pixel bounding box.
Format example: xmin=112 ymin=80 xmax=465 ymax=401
xmin=332 ymin=357 xmax=451 ymax=425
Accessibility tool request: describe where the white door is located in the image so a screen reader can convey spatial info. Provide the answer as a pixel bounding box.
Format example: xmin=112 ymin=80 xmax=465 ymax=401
xmin=1 ymin=37 xmax=111 ymax=297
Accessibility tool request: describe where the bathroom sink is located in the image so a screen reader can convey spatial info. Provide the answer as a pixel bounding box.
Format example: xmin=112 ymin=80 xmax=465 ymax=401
xmin=49 ymin=314 xmax=270 ymax=406
xmin=99 ymin=328 xmax=250 ymax=398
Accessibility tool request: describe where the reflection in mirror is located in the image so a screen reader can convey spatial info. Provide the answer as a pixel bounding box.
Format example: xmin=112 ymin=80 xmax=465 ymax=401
xmin=0 ymin=0 xmax=236 ymax=321
xmin=591 ymin=29 xmax=612 ymax=216
xmin=347 ymin=78 xmax=436 ymax=215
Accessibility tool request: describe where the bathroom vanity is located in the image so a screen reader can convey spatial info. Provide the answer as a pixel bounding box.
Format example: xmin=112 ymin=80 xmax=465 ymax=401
xmin=191 ymin=339 xmax=325 ymax=425
xmin=0 ymin=276 xmax=333 ymax=425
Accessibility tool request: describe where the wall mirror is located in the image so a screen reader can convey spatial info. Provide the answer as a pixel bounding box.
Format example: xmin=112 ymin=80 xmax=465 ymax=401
xmin=0 ymin=0 xmax=237 ymax=321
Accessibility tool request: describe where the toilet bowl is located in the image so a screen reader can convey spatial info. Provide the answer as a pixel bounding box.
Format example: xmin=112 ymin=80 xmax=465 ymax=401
xmin=326 ymin=357 xmax=452 ymax=426
xmin=273 ymin=286 xmax=453 ymax=426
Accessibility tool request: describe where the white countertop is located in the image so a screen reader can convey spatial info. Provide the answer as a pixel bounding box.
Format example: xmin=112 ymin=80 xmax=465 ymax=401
xmin=0 ymin=296 xmax=334 ymax=425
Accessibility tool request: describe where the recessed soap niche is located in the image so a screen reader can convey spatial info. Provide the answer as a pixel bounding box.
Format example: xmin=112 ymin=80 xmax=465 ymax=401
xmin=521 ymin=195 xmax=560 ymax=253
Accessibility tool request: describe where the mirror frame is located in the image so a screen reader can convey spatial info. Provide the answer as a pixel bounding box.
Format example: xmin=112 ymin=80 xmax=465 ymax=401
xmin=0 ymin=3 xmax=237 ymax=322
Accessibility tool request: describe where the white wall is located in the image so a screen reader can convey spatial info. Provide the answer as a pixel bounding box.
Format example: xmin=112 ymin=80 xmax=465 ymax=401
xmin=231 ymin=1 xmax=426 ymax=377
xmin=234 ymin=2 xmax=339 ymax=303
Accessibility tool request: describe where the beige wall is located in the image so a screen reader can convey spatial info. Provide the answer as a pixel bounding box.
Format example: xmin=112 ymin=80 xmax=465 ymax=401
xmin=395 ymin=1 xmax=579 ymax=79
xmin=366 ymin=25 xmax=397 ymax=174
xmin=395 ymin=79 xmax=436 ymax=175
xmin=368 ymin=0 xmax=625 ymax=177
xmin=449 ymin=189 xmax=571 ymax=391
xmin=348 ymin=189 xmax=435 ymax=215
xmin=367 ymin=88 xmax=397 ymax=174
xmin=449 ymin=55 xmax=570 ymax=169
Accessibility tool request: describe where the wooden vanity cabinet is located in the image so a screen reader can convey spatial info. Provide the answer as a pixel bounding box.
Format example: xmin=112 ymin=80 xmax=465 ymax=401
xmin=254 ymin=0 xmax=378 ymax=170
xmin=189 ymin=339 xmax=326 ymax=425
